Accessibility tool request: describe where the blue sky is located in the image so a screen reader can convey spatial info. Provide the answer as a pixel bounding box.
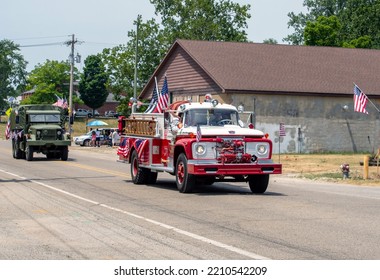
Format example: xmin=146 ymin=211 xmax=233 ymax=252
xmin=2 ymin=0 xmax=306 ymax=71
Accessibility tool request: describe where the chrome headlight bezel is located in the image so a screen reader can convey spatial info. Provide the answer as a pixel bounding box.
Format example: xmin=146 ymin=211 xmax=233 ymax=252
xmin=194 ymin=144 xmax=206 ymax=156
xmin=257 ymin=144 xmax=268 ymax=155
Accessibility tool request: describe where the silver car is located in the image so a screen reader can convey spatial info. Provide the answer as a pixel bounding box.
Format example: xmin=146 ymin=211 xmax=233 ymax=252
xmin=74 ymin=129 xmax=109 ymax=146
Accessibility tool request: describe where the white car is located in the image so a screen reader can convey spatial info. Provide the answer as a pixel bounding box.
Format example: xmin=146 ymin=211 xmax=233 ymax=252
xmin=104 ymin=110 xmax=119 ymax=118
xmin=74 ymin=128 xmax=114 ymax=146
xmin=74 ymin=109 xmax=100 ymax=118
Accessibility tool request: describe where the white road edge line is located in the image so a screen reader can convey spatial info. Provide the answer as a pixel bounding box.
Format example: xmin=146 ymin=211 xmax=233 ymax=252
xmin=1 ymin=169 xmax=270 ymax=260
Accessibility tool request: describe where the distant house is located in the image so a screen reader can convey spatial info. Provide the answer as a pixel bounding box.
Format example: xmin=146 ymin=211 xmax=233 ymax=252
xmin=20 ymin=88 xmax=35 ymax=101
xmin=74 ymin=93 xmax=119 ymax=116
xmin=140 ymin=39 xmax=380 ymax=153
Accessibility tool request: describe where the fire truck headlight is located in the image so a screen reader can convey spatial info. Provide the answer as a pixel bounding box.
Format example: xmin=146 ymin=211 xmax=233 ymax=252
xmin=257 ymin=144 xmax=267 ymax=155
xmin=195 ymin=144 xmax=206 ymax=155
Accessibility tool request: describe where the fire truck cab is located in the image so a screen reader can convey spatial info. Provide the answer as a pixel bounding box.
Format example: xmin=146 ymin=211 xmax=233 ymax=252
xmin=117 ymin=97 xmax=282 ymax=193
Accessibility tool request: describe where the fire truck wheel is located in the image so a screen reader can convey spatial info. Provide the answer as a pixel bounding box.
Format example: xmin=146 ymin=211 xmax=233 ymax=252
xmin=248 ymin=174 xmax=269 ymax=193
xmin=25 ymin=146 xmax=34 ymax=161
xmin=176 ymin=153 xmax=195 ymax=193
xmin=131 ymin=150 xmax=149 ymax=184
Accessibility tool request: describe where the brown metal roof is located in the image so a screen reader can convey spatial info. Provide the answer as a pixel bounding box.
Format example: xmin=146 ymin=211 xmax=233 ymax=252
xmin=140 ymin=39 xmax=380 ymax=98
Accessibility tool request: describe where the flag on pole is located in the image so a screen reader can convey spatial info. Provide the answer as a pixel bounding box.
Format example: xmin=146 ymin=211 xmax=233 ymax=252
xmin=5 ymin=118 xmax=11 ymax=140
xmin=157 ymin=76 xmax=169 ymax=113
xmin=145 ymin=78 xmax=159 ymax=113
xmin=279 ymin=123 xmax=286 ymax=137
xmin=53 ymin=95 xmax=68 ymax=109
xmin=353 ymin=84 xmax=369 ymax=114
xmin=196 ymin=124 xmax=202 ymax=142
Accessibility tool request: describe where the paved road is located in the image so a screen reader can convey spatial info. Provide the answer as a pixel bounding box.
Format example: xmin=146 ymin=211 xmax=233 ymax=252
xmin=1 ymin=140 xmax=379 ymax=260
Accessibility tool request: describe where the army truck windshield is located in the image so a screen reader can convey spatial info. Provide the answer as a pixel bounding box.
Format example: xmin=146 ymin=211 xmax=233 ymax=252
xmin=29 ymin=112 xmax=61 ymax=123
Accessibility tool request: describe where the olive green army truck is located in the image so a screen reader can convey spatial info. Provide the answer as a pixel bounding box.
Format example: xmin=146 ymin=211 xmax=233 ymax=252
xmin=9 ymin=104 xmax=71 ymax=161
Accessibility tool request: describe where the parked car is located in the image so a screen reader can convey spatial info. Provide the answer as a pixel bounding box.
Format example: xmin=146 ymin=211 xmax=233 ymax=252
xmin=74 ymin=128 xmax=117 ymax=146
xmin=104 ymin=110 xmax=119 ymax=118
xmin=74 ymin=109 xmax=100 ymax=118
xmin=92 ymin=110 xmax=100 ymax=117
xmin=74 ymin=108 xmax=91 ymax=118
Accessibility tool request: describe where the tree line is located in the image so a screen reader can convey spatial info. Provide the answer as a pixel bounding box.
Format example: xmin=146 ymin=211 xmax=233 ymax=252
xmin=1 ymin=0 xmax=379 ymax=115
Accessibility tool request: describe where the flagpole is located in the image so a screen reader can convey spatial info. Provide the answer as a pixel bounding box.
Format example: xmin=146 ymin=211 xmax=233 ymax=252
xmin=354 ymin=82 xmax=380 ymax=113
xmin=155 ymin=76 xmax=160 ymax=96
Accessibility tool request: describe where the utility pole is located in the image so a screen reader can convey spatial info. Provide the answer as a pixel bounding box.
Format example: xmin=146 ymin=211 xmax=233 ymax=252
xmin=133 ymin=15 xmax=141 ymax=100
xmin=65 ymin=34 xmax=78 ymax=135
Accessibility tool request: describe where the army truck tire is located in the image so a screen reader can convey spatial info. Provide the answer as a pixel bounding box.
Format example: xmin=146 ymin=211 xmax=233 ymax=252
xmin=12 ymin=139 xmax=23 ymax=159
xmin=25 ymin=146 xmax=33 ymax=161
xmin=248 ymin=174 xmax=269 ymax=194
xmin=61 ymin=146 xmax=69 ymax=161
xmin=175 ymin=153 xmax=195 ymax=193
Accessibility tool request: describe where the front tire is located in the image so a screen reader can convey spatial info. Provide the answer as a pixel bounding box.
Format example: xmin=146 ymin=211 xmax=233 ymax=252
xmin=248 ymin=174 xmax=269 ymax=193
xmin=61 ymin=146 xmax=69 ymax=161
xmin=83 ymin=139 xmax=90 ymax=146
xmin=25 ymin=146 xmax=33 ymax=161
xmin=175 ymin=153 xmax=195 ymax=193
xmin=12 ymin=139 xmax=22 ymax=159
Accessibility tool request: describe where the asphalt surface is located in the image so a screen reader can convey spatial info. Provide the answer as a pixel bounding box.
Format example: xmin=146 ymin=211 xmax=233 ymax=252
xmin=1 ymin=140 xmax=379 ymax=260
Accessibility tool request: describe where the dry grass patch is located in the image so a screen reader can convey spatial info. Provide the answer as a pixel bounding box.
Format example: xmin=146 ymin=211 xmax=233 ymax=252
xmin=280 ymin=154 xmax=380 ymax=186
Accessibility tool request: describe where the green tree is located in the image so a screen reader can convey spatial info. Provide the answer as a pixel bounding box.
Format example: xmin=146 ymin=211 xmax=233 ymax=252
xmin=102 ymin=0 xmax=251 ymax=115
xmin=0 ymin=39 xmax=27 ymax=108
xmin=263 ymin=38 xmax=278 ymax=44
xmin=79 ymin=55 xmax=108 ymax=113
xmin=304 ymin=15 xmax=341 ymax=46
xmin=286 ymin=0 xmax=380 ymax=49
xmin=150 ymin=0 xmax=251 ymax=42
xmin=23 ymin=60 xmax=74 ymax=105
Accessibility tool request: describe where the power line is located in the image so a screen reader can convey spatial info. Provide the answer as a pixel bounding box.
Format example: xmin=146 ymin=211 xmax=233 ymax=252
xmin=20 ymin=42 xmax=66 ymax=48
xmin=11 ymin=35 xmax=70 ymax=41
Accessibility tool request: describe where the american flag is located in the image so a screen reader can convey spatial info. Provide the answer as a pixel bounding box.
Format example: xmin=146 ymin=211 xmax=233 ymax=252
xmin=53 ymin=95 xmax=68 ymax=109
xmin=135 ymin=139 xmax=149 ymax=163
xmin=279 ymin=123 xmax=286 ymax=137
xmin=117 ymin=137 xmax=131 ymax=158
xmin=196 ymin=124 xmax=202 ymax=142
xmin=353 ymin=84 xmax=369 ymax=114
xmin=145 ymin=80 xmax=159 ymax=113
xmin=157 ymin=76 xmax=169 ymax=113
xmin=5 ymin=118 xmax=11 ymax=140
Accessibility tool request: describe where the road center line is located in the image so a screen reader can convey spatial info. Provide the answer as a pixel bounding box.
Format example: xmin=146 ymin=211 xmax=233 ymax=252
xmin=0 ymin=168 xmax=270 ymax=260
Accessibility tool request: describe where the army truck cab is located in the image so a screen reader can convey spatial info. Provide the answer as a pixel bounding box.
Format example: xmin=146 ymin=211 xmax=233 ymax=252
xmin=9 ymin=105 xmax=71 ymax=161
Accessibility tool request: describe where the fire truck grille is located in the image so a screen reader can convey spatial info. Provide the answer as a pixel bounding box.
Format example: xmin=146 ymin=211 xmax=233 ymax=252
xmin=216 ymin=138 xmax=252 ymax=164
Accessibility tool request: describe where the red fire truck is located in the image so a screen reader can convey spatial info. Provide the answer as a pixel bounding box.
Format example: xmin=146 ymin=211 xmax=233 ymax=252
xmin=117 ymin=97 xmax=282 ymax=193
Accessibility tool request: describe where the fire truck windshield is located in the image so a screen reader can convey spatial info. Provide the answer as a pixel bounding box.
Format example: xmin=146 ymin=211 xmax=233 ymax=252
xmin=183 ymin=109 xmax=239 ymax=127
